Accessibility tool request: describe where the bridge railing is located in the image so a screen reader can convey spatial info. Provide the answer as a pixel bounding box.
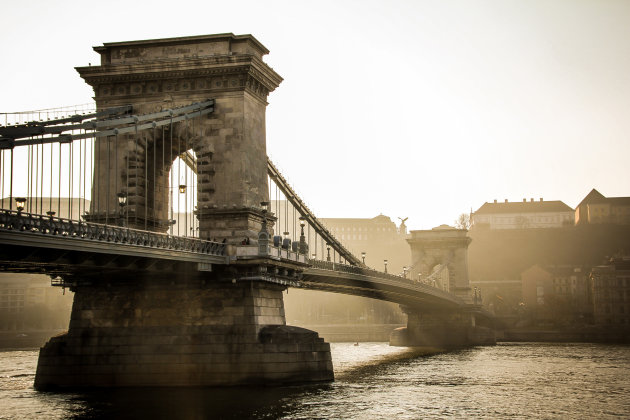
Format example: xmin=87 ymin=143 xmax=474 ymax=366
xmin=0 ymin=210 xmax=226 ymax=256
xmin=307 ymin=258 xmax=462 ymax=301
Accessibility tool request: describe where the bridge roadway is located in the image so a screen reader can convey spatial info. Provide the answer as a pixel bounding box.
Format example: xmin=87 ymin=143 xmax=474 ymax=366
xmin=0 ymin=209 xmax=470 ymax=312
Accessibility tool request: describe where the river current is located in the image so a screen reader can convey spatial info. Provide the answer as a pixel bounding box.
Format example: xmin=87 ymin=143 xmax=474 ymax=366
xmin=1 ymin=342 xmax=629 ymax=419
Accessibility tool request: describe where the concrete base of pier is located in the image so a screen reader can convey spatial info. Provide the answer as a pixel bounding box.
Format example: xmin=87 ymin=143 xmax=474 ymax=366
xmin=34 ymin=281 xmax=333 ymax=389
xmin=389 ymin=308 xmax=496 ymax=348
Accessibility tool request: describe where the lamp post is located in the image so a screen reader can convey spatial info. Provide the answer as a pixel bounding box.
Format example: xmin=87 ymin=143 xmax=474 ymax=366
xmin=384 ymin=259 xmax=388 ymax=274
xmin=403 ymin=266 xmax=408 ymax=279
xmin=15 ymin=197 xmax=26 ymax=214
xmin=178 ymin=184 xmax=187 ymax=194
xmin=326 ymin=244 xmax=331 ymax=262
xmin=361 ymin=251 xmax=366 ymax=265
xmin=282 ymin=231 xmax=290 ymax=250
xmin=258 ymin=201 xmax=270 ymax=255
xmin=299 ymin=216 xmax=307 ymax=254
xmin=117 ymin=192 xmax=127 ymax=227
xmin=260 ymin=201 xmax=269 ymax=233
xmin=311 ymin=253 xmax=316 ymax=260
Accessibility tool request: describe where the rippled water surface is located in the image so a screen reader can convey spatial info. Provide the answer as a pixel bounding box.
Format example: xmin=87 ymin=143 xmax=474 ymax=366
xmin=1 ymin=342 xmax=629 ymax=419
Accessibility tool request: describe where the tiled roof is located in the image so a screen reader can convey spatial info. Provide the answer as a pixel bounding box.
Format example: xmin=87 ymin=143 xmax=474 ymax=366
xmin=576 ymin=188 xmax=630 ymax=208
xmin=474 ymin=200 xmax=573 ymax=215
xmin=577 ymin=188 xmax=607 ymax=207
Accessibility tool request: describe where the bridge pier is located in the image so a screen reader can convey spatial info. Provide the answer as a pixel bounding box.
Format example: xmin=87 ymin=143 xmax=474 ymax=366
xmin=35 ymin=278 xmax=332 ymax=389
xmin=390 ymin=306 xmax=496 ymax=348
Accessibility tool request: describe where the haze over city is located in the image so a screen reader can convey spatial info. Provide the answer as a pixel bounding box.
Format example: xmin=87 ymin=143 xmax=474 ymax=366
xmin=2 ymin=0 xmax=628 ymax=230
xmin=1 ymin=2 xmax=630 ymax=418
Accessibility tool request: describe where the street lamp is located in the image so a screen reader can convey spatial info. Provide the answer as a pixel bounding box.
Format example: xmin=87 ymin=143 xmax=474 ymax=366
xmin=260 ymin=201 xmax=269 ymax=232
xmin=258 ymin=201 xmax=270 ymax=256
xmin=117 ymin=192 xmax=127 ymax=226
xmin=384 ymin=259 xmax=388 ymax=274
xmin=361 ymin=251 xmax=366 ymax=265
xmin=46 ymin=210 xmax=56 ymax=218
xmin=311 ymin=253 xmax=316 ymax=260
xmin=15 ymin=197 xmax=26 ymax=213
xmin=178 ymin=184 xmax=187 ymax=194
xmin=299 ymin=216 xmax=307 ymax=254
xmin=403 ymin=266 xmax=408 ymax=279
xmin=326 ymin=244 xmax=331 ymax=262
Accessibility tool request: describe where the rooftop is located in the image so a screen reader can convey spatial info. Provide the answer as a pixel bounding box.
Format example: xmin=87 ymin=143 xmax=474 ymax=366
xmin=474 ymin=199 xmax=573 ymax=215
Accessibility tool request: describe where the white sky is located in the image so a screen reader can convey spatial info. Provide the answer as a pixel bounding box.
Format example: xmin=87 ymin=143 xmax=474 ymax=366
xmin=1 ymin=0 xmax=629 ymax=230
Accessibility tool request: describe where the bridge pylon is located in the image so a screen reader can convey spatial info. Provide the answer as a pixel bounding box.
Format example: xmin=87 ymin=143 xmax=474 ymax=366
xmin=33 ymin=34 xmax=333 ymax=390
xmin=390 ymin=226 xmax=496 ymax=347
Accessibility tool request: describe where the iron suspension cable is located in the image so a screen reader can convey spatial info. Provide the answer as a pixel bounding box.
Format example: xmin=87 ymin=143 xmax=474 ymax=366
xmin=9 ymin=149 xmax=13 ymax=211
xmin=106 ymin=136 xmax=110 ymax=225
xmin=153 ymin=124 xmax=156 ymax=232
xmin=27 ymin=145 xmax=31 ymax=212
xmin=144 ymin=133 xmax=148 ymax=231
xmin=68 ymin=140 xmax=72 ymax=219
xmin=115 ymin=131 xmax=119 ymax=224
xmin=169 ymin=116 xmax=173 ymax=236
xmin=57 ymin=143 xmax=61 ymax=217
xmin=134 ymin=121 xmax=139 ymax=227
xmin=39 ymin=140 xmax=43 ymax=214
xmin=161 ymin=126 xmax=165 ymax=232
xmin=49 ymin=143 xmax=53 ymax=213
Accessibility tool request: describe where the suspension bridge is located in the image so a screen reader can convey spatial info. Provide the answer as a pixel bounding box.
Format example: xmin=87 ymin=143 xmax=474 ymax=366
xmin=0 ymin=33 xmax=494 ymax=390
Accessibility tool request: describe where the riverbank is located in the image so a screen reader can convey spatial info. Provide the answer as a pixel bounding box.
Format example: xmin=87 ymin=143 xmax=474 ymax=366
xmin=498 ymin=328 xmax=630 ymax=344
xmin=288 ymin=323 xmax=405 ymax=343
xmin=0 ymin=330 xmax=66 ymax=349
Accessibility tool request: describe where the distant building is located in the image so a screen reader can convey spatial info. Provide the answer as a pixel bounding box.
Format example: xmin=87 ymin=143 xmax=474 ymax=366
xmin=319 ymin=214 xmax=410 ymax=274
xmin=575 ymin=189 xmax=630 ymax=225
xmin=521 ymin=264 xmax=553 ymax=308
xmin=521 ymin=264 xmax=591 ymax=322
xmin=590 ymin=257 xmax=630 ymax=326
xmin=0 ymin=197 xmax=89 ymax=220
xmin=0 ymin=274 xmax=74 ymax=331
xmin=472 ymin=198 xmax=574 ymax=229
xmin=283 ymin=213 xmax=410 ymax=327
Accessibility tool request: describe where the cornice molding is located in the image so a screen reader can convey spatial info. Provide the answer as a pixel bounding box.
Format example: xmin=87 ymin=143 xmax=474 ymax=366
xmin=77 ymin=54 xmax=283 ymax=102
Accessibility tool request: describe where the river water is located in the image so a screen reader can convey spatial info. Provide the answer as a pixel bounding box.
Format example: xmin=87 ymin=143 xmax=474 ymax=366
xmin=1 ymin=342 xmax=629 ymax=419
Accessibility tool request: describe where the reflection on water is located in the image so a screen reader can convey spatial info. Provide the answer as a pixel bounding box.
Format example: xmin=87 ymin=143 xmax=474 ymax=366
xmin=1 ymin=342 xmax=629 ymax=419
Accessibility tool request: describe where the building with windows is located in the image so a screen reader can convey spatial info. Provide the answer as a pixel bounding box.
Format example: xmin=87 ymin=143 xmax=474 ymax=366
xmin=319 ymin=214 xmax=410 ymax=274
xmin=575 ymin=189 xmax=630 ymax=225
xmin=472 ymin=198 xmax=574 ymax=229
xmin=521 ymin=264 xmax=590 ymax=323
xmin=0 ymin=274 xmax=74 ymax=331
xmin=590 ymin=257 xmax=630 ymax=327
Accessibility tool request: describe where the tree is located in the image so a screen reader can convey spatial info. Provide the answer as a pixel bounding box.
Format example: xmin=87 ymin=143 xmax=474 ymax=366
xmin=454 ymin=213 xmax=471 ymax=230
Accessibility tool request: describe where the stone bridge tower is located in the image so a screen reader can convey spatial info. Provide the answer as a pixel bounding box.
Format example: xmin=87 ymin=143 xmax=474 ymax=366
xmin=35 ymin=34 xmax=333 ymax=390
xmin=389 ymin=226 xmax=494 ymax=347
xmin=407 ymin=225 xmax=472 ymax=300
xmin=78 ymin=34 xmax=282 ymax=243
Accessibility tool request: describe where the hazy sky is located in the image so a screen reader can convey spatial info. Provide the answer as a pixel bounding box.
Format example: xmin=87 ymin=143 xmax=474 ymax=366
xmin=1 ymin=0 xmax=628 ymax=230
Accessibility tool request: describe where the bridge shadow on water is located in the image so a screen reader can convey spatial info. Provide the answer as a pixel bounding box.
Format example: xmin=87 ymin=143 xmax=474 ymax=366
xmin=59 ymin=385 xmax=323 ymax=420
xmin=47 ymin=347 xmax=448 ymax=420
